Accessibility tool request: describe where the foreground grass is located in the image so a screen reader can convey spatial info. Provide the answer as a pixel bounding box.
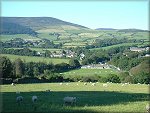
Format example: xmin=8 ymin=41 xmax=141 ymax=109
xmin=1 ymin=54 xmax=69 ymax=64
xmin=1 ymin=82 xmax=149 ymax=113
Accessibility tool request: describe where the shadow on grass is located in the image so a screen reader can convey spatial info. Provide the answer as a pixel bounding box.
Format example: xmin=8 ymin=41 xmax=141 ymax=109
xmin=1 ymin=91 xmax=149 ymax=113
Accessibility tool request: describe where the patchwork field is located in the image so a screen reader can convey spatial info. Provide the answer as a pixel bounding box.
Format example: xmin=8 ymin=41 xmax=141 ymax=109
xmin=1 ymin=82 xmax=149 ymax=113
xmin=1 ymin=54 xmax=69 ymax=64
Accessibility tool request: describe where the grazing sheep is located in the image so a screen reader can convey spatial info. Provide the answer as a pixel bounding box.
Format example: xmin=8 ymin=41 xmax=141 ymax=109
xmin=63 ymin=97 xmax=76 ymax=105
xmin=16 ymin=96 xmax=23 ymax=104
xmin=146 ymin=104 xmax=150 ymax=112
xmin=32 ymin=96 xmax=38 ymax=103
xmin=103 ymin=83 xmax=108 ymax=87
xmin=60 ymin=83 xmax=62 ymax=85
xmin=77 ymin=83 xmax=79 ymax=86
xmin=11 ymin=83 xmax=15 ymax=86
xmin=84 ymin=83 xmax=87 ymax=85
xmin=121 ymin=84 xmax=125 ymax=86
xmin=91 ymin=83 xmax=96 ymax=86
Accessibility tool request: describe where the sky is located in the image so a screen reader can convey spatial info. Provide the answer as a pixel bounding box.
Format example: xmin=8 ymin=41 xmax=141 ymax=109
xmin=1 ymin=0 xmax=149 ymax=30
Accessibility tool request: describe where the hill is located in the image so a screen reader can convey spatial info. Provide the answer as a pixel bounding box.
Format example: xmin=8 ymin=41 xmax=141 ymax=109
xmin=95 ymin=28 xmax=116 ymax=30
xmin=0 ymin=22 xmax=37 ymax=35
xmin=117 ymin=29 xmax=148 ymax=32
xmin=1 ymin=17 xmax=88 ymax=30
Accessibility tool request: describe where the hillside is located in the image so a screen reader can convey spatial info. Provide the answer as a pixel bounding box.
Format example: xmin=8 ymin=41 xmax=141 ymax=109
xmin=0 ymin=22 xmax=37 ymax=35
xmin=1 ymin=17 xmax=88 ymax=30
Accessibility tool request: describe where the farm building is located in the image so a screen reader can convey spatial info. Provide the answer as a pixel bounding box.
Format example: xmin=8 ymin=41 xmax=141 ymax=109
xmin=130 ymin=47 xmax=149 ymax=52
xmin=81 ymin=64 xmax=111 ymax=69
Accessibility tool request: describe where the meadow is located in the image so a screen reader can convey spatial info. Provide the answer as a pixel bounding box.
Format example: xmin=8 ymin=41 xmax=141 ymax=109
xmin=62 ymin=68 xmax=119 ymax=78
xmin=1 ymin=82 xmax=149 ymax=113
xmin=1 ymin=54 xmax=69 ymax=64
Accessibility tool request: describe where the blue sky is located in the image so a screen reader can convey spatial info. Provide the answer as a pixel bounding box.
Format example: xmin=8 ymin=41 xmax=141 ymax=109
xmin=1 ymin=1 xmax=149 ymax=30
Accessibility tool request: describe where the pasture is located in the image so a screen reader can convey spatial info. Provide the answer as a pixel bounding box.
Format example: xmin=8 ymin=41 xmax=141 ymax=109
xmin=0 ymin=34 xmax=40 ymax=42
xmin=62 ymin=68 xmax=119 ymax=78
xmin=1 ymin=82 xmax=149 ymax=113
xmin=1 ymin=54 xmax=69 ymax=64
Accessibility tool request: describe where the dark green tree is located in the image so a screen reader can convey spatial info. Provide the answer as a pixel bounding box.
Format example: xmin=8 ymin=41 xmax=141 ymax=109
xmin=69 ymin=59 xmax=80 ymax=68
xmin=14 ymin=58 xmax=24 ymax=78
xmin=0 ymin=56 xmax=13 ymax=78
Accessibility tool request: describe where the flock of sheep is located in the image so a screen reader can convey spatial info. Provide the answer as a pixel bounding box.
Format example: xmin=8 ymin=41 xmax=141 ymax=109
xmin=12 ymin=82 xmax=150 ymax=112
xmin=16 ymin=95 xmax=76 ymax=106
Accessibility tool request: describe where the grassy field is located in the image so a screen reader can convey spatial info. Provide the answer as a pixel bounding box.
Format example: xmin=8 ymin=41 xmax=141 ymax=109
xmin=1 ymin=82 xmax=149 ymax=113
xmin=1 ymin=54 xmax=69 ymax=64
xmin=62 ymin=68 xmax=119 ymax=78
xmin=0 ymin=34 xmax=41 ymax=42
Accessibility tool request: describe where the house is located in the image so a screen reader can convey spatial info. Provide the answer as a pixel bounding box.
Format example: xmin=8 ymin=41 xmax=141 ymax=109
xmin=81 ymin=64 xmax=110 ymax=69
xmin=130 ymin=47 xmax=145 ymax=52
xmin=80 ymin=53 xmax=85 ymax=60
xmin=130 ymin=47 xmax=148 ymax=52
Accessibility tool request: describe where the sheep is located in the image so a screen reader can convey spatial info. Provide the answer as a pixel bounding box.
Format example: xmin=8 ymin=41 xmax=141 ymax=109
xmin=32 ymin=96 xmax=38 ymax=103
xmin=16 ymin=96 xmax=23 ymax=105
xmin=63 ymin=97 xmax=76 ymax=105
xmin=146 ymin=104 xmax=150 ymax=113
xmin=59 ymin=83 xmax=62 ymax=85
xmin=103 ymin=83 xmax=108 ymax=87
xmin=11 ymin=83 xmax=15 ymax=86
xmin=121 ymin=84 xmax=125 ymax=86
xmin=84 ymin=83 xmax=87 ymax=85
xmin=91 ymin=83 xmax=96 ymax=86
xmin=76 ymin=83 xmax=79 ymax=86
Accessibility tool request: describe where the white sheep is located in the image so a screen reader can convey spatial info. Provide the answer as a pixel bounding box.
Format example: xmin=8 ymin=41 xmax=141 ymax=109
xmin=63 ymin=97 xmax=76 ymax=105
xmin=146 ymin=104 xmax=150 ymax=112
xmin=59 ymin=83 xmax=62 ymax=85
xmin=11 ymin=83 xmax=15 ymax=86
xmin=91 ymin=83 xmax=96 ymax=86
xmin=103 ymin=83 xmax=108 ymax=87
xmin=16 ymin=96 xmax=23 ymax=104
xmin=84 ymin=83 xmax=87 ymax=85
xmin=32 ymin=96 xmax=38 ymax=103
xmin=121 ymin=84 xmax=125 ymax=86
xmin=77 ymin=83 xmax=79 ymax=86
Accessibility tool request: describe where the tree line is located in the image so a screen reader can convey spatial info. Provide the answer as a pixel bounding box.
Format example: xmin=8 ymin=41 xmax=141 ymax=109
xmin=0 ymin=56 xmax=80 ymax=79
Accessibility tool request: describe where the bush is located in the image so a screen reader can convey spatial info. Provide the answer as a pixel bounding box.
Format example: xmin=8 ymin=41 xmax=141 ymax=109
xmin=106 ymin=74 xmax=121 ymax=83
xmin=133 ymin=72 xmax=150 ymax=84
xmin=81 ymin=75 xmax=99 ymax=82
xmin=119 ymin=72 xmax=134 ymax=83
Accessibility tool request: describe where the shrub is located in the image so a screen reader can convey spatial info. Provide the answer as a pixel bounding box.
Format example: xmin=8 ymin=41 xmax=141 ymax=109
xmin=106 ymin=74 xmax=121 ymax=83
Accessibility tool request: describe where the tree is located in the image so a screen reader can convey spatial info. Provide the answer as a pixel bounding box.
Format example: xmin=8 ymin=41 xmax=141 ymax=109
xmin=0 ymin=56 xmax=13 ymax=78
xmin=33 ymin=67 xmax=40 ymax=77
xmin=107 ymin=74 xmax=121 ymax=83
xmin=14 ymin=58 xmax=24 ymax=78
xmin=69 ymin=59 xmax=80 ymax=68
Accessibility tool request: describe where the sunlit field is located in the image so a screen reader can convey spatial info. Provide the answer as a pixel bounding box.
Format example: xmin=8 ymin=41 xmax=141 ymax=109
xmin=1 ymin=82 xmax=149 ymax=113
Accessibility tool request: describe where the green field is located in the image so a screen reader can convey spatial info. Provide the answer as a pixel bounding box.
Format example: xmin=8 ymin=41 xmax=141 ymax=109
xmin=62 ymin=68 xmax=119 ymax=78
xmin=1 ymin=83 xmax=149 ymax=112
xmin=0 ymin=34 xmax=41 ymax=42
xmin=1 ymin=54 xmax=69 ymax=64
